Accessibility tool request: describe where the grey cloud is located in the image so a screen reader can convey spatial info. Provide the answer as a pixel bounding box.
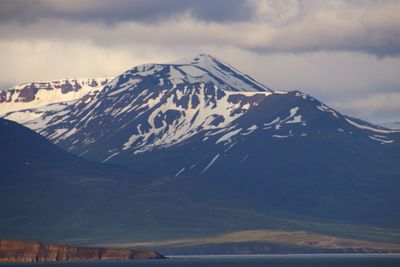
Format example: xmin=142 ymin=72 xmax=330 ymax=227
xmin=247 ymin=1 xmax=400 ymax=57
xmin=333 ymin=92 xmax=400 ymax=122
xmin=0 ymin=0 xmax=252 ymax=24
xmin=1 ymin=0 xmax=399 ymax=57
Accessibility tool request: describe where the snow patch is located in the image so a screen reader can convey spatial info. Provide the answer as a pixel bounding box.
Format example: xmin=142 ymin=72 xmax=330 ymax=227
xmin=242 ymin=124 xmax=258 ymax=135
xmin=317 ymin=104 xmax=339 ymax=118
xmin=175 ymin=167 xmax=186 ymax=177
xmin=238 ymin=155 xmax=249 ymax=165
xmin=201 ymin=154 xmax=220 ymax=173
xmin=216 ymin=128 xmax=242 ymax=144
xmin=345 ymin=118 xmax=397 ymax=134
xmin=368 ymin=135 xmax=394 ymax=144
xmin=102 ymin=152 xmax=120 ymax=162
xmin=272 ymin=134 xmax=293 ymax=138
xmin=0 ymin=78 xmax=111 ymax=116
xmin=263 ymin=117 xmax=280 ymax=129
xmin=285 ymin=115 xmax=302 ymax=124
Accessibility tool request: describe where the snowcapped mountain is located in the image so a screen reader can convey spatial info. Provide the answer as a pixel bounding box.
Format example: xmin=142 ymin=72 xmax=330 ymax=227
xmin=21 ymin=54 xmax=398 ymax=161
xmin=0 ymin=78 xmax=112 ymax=123
xmin=20 ymin=54 xmax=274 ymax=152
xmin=2 ymin=53 xmax=400 ymax=227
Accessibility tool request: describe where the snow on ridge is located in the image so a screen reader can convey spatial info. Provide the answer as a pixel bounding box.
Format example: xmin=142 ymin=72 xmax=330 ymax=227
xmin=368 ymin=135 xmax=394 ymax=144
xmin=2 ymin=101 xmax=73 ymax=124
xmin=345 ymin=118 xmax=399 ymax=134
xmin=7 ymin=77 xmax=112 ymax=90
xmin=0 ymin=77 xmax=111 ymax=116
xmin=172 ymin=53 xmax=218 ymax=65
xmin=169 ymin=53 xmax=272 ymax=92
xmin=224 ymin=90 xmax=272 ymax=96
xmin=102 ymin=54 xmax=274 ymax=99
xmin=316 ymin=104 xmax=339 ymax=118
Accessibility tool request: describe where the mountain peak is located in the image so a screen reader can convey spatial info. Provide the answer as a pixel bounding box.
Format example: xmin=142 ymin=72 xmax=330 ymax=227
xmin=145 ymin=54 xmax=273 ymax=92
xmin=173 ymin=53 xmax=219 ymax=65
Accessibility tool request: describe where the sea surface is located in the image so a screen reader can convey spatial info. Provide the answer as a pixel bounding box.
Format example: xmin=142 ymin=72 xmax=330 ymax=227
xmin=1 ymin=254 xmax=400 ymax=267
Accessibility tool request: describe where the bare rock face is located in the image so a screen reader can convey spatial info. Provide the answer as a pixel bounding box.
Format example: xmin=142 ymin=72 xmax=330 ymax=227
xmin=0 ymin=240 xmax=166 ymax=262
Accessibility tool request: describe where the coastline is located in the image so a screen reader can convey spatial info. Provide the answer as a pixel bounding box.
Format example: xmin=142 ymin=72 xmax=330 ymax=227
xmin=0 ymin=240 xmax=166 ymax=262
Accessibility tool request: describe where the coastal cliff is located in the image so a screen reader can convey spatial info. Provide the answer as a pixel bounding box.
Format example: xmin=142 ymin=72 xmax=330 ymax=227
xmin=0 ymin=240 xmax=165 ymax=262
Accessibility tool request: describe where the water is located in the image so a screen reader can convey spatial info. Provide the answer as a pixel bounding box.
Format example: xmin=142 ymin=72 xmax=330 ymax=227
xmin=1 ymin=254 xmax=400 ymax=267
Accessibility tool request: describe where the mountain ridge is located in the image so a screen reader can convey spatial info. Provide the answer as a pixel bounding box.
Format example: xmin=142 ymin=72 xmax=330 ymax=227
xmin=0 ymin=54 xmax=399 ymax=243
xmin=0 ymin=77 xmax=112 ymax=123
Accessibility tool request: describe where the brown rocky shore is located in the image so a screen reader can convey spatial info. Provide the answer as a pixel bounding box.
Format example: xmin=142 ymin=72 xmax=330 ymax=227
xmin=0 ymin=240 xmax=166 ymax=262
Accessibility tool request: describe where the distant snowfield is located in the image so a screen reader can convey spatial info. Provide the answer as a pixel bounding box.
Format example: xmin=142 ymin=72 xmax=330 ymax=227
xmin=2 ymin=102 xmax=72 ymax=124
xmin=0 ymin=78 xmax=112 ymax=116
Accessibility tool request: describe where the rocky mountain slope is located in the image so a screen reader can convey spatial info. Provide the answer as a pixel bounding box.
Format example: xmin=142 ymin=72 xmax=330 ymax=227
xmin=9 ymin=54 xmax=398 ymax=225
xmin=0 ymin=117 xmax=349 ymax=245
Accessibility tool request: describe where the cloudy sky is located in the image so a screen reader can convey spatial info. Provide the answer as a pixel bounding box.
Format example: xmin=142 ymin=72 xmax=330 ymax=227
xmin=1 ymin=0 xmax=399 ymax=123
